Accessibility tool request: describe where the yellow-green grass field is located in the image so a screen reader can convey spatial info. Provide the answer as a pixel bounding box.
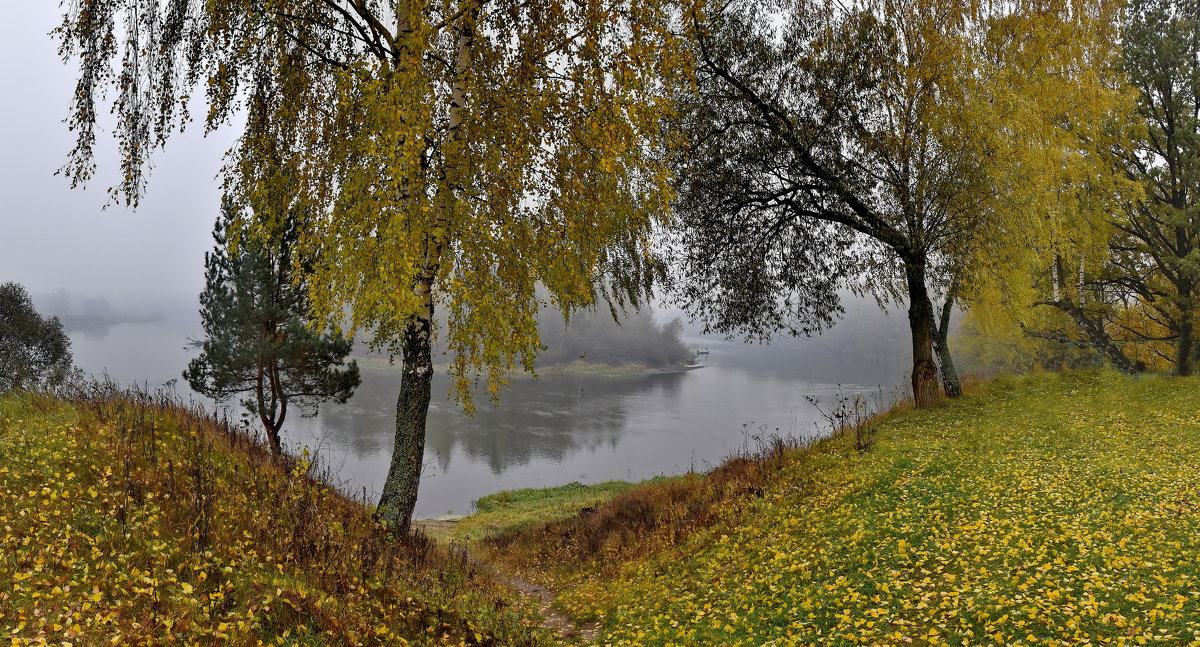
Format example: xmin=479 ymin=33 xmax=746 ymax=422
xmin=488 ymin=371 xmax=1200 ymax=646
xmin=0 ymin=388 xmax=551 ymax=647
xmin=9 ymin=371 xmax=1200 ymax=647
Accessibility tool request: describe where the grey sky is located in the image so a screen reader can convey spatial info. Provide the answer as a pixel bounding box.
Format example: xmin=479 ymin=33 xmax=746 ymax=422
xmin=0 ymin=4 xmax=231 ymax=315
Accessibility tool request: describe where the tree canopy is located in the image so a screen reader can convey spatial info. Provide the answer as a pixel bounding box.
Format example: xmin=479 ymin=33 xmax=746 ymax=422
xmin=670 ymin=0 xmax=1126 ymax=406
xmin=961 ymin=0 xmax=1200 ymax=376
xmin=1106 ymin=0 xmax=1200 ymax=375
xmin=58 ymin=0 xmax=691 ymax=531
xmin=0 ymin=283 xmax=74 ymax=392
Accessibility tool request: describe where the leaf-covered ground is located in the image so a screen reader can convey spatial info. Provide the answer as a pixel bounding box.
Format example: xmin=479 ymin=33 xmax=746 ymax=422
xmin=0 ymin=389 xmax=549 ymax=647
xmin=507 ymin=371 xmax=1200 ymax=646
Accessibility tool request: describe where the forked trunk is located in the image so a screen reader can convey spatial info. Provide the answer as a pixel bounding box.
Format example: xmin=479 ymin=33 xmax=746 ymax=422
xmin=932 ymin=292 xmax=962 ymax=398
xmin=905 ymin=261 xmax=940 ymax=408
xmin=255 ymin=361 xmax=286 ymax=457
xmin=377 ymin=312 xmax=434 ymax=534
xmin=262 ymin=418 xmax=284 ymax=457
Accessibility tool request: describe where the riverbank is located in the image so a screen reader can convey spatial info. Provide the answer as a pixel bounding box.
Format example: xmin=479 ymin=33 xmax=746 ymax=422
xmin=455 ymin=371 xmax=1200 ymax=645
xmin=14 ymin=370 xmax=1191 ymax=645
xmin=0 ymin=388 xmax=552 ymax=646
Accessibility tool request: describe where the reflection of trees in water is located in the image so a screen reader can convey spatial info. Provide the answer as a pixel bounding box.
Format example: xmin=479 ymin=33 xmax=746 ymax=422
xmin=689 ymin=338 xmax=909 ymax=387
xmin=314 ymin=368 xmax=688 ymax=476
xmin=311 ymin=370 xmax=398 ymax=456
xmin=73 ymin=321 xmax=114 ymax=341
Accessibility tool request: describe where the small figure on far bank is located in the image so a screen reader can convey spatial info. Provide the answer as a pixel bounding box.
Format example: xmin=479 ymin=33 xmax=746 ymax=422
xmin=580 ymin=352 xmax=586 ymax=360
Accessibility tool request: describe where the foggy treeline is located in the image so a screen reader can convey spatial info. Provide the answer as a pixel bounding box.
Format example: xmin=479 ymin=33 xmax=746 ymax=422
xmin=536 ymin=305 xmax=691 ymax=368
xmin=359 ymin=300 xmax=691 ymax=370
xmin=33 ymin=289 xmax=162 ymax=334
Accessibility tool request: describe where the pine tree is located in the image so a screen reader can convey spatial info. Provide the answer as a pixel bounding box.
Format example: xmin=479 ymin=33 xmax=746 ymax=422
xmin=184 ymin=204 xmax=360 ymax=457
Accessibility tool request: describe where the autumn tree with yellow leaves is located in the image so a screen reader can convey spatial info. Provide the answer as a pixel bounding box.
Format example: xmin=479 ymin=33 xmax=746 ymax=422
xmin=670 ymin=0 xmax=1129 ymax=406
xmin=964 ymin=0 xmax=1200 ymax=377
xmin=960 ymin=0 xmax=1139 ymax=373
xmin=57 ymin=0 xmax=691 ymax=532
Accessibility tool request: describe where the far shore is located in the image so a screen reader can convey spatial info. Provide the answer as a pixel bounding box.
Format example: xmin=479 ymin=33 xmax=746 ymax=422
xmin=351 ymin=356 xmax=704 ymax=379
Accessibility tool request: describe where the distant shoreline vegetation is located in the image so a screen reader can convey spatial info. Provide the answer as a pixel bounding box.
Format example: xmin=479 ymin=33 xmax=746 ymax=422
xmin=353 ymin=356 xmax=696 ymax=379
xmin=56 ymin=311 xmax=164 ymax=333
xmin=32 ymin=290 xmax=163 ymax=335
xmin=355 ymin=304 xmax=693 ymax=377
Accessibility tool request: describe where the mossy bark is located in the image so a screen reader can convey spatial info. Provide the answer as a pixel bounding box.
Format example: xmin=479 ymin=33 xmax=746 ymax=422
xmin=377 ymin=313 xmax=434 ymax=534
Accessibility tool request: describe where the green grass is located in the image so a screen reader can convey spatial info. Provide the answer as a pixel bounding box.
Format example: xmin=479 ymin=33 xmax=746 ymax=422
xmin=422 ymin=481 xmax=645 ymax=543
xmin=496 ymin=371 xmax=1200 ymax=646
xmin=0 ymin=389 xmax=551 ymax=646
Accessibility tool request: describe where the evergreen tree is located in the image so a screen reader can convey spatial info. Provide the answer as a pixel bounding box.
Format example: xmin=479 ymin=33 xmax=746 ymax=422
xmin=184 ymin=205 xmax=360 ymax=457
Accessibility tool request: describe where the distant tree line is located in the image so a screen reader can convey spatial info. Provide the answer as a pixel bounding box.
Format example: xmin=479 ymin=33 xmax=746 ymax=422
xmin=33 ymin=290 xmax=161 ymax=333
xmin=537 ymin=307 xmax=691 ymax=368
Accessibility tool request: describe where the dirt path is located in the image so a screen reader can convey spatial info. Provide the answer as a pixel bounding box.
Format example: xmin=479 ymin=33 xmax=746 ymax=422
xmin=499 ymin=573 xmax=599 ymax=643
xmin=416 ymin=521 xmax=598 ymax=644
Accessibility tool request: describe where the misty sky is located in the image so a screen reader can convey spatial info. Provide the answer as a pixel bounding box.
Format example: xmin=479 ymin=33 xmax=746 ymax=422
xmin=0 ymin=5 xmax=910 ymax=344
xmin=0 ymin=4 xmax=231 ymax=315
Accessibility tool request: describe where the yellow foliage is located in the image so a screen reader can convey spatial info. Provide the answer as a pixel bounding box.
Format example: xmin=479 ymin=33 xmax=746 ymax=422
xmin=0 ymin=391 xmax=550 ymax=646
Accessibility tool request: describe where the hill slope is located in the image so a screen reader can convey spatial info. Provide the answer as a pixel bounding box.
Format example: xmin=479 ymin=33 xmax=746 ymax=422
xmin=490 ymin=372 xmax=1200 ymax=646
xmin=0 ymin=387 xmax=549 ymax=646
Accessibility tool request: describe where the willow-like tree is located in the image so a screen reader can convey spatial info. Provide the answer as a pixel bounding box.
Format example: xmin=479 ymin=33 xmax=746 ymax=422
xmin=672 ymin=0 xmax=1000 ymax=408
xmin=672 ymin=0 xmax=1130 ymax=406
xmin=58 ymin=0 xmax=688 ymax=532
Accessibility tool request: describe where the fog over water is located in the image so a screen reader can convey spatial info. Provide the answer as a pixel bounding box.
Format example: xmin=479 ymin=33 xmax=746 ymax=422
xmin=2 ymin=2 xmax=915 ymax=516
xmin=43 ymin=296 xmax=912 ymax=516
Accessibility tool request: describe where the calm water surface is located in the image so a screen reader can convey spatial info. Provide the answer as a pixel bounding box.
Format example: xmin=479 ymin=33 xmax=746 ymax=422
xmin=66 ymin=318 xmax=906 ymax=518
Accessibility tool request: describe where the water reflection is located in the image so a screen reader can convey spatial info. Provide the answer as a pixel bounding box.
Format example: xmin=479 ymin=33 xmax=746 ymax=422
xmin=63 ymin=317 xmax=906 ymax=519
xmin=285 ymin=347 xmax=895 ymax=517
xmin=429 ymin=372 xmax=686 ymax=474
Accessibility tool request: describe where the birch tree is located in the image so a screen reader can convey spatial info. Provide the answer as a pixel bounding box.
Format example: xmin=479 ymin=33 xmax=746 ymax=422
xmin=964 ymin=2 xmax=1142 ymax=374
xmin=58 ymin=0 xmax=688 ymax=532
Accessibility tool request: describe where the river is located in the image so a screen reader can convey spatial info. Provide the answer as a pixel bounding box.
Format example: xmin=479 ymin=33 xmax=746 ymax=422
xmin=62 ymin=314 xmax=908 ymax=518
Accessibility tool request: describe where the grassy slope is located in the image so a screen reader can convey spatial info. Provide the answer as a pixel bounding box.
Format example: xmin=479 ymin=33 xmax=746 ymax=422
xmin=496 ymin=371 xmax=1200 ymax=646
xmin=0 ymin=390 xmax=551 ymax=647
